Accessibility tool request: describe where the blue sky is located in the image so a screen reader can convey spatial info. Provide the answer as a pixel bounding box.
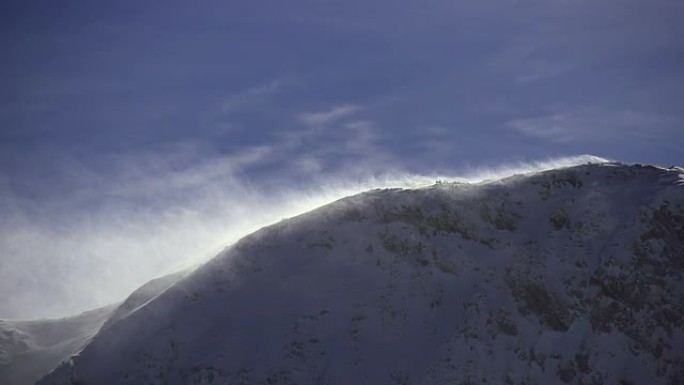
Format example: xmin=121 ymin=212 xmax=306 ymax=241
xmin=1 ymin=0 xmax=682 ymax=318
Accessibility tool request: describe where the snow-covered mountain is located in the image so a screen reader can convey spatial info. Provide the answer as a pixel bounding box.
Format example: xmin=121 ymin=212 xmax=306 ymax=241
xmin=18 ymin=162 xmax=684 ymax=384
xmin=0 ymin=270 xmax=187 ymax=385
xmin=0 ymin=305 xmax=116 ymax=385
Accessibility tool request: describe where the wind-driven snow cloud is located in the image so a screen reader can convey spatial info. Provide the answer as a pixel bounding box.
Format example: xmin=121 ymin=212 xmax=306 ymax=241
xmin=0 ymin=149 xmax=606 ymax=319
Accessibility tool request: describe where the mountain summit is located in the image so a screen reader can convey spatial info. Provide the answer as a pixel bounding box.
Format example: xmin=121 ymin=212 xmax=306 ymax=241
xmin=33 ymin=162 xmax=684 ymax=384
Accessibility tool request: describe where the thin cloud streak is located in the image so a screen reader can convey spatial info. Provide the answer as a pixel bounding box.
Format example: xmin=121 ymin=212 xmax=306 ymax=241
xmin=507 ymin=108 xmax=679 ymax=144
xmin=299 ymin=105 xmax=362 ymax=128
xmin=220 ymin=78 xmax=288 ymax=113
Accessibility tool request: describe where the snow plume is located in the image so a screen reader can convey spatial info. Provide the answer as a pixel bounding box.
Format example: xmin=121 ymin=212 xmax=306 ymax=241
xmin=455 ymin=154 xmax=611 ymax=182
xmin=0 ymin=150 xmax=607 ymax=319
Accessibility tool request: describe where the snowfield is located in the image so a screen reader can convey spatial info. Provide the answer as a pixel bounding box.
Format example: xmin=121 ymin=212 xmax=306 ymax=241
xmin=1 ymin=270 xmax=186 ymax=385
xmin=0 ymin=305 xmax=116 ymax=385
xmin=4 ymin=161 xmax=683 ymax=385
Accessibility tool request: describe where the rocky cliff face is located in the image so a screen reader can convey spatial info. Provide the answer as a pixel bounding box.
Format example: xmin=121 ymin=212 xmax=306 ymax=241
xmin=37 ymin=162 xmax=684 ymax=385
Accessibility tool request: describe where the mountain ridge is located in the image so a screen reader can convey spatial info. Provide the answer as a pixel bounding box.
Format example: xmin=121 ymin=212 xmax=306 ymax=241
xmin=6 ymin=161 xmax=683 ymax=385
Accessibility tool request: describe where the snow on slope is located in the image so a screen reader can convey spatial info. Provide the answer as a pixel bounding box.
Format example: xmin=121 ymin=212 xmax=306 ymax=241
xmin=39 ymin=162 xmax=684 ymax=385
xmin=0 ymin=270 xmax=187 ymax=385
xmin=0 ymin=305 xmax=116 ymax=385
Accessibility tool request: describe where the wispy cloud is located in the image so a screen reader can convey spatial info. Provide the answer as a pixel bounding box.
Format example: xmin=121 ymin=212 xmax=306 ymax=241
xmin=339 ymin=120 xmax=377 ymax=154
xmin=507 ymin=107 xmax=678 ymax=143
xmin=298 ymin=105 xmax=362 ymax=128
xmin=514 ymin=59 xmax=577 ymax=84
xmin=486 ymin=0 xmax=684 ymax=84
xmin=404 ymin=125 xmax=459 ymax=159
xmin=196 ymin=77 xmax=294 ymax=135
xmin=220 ymin=78 xmax=288 ymax=113
xmin=291 ymin=105 xmax=396 ymax=173
xmin=489 ymin=37 xmax=579 ymax=83
xmin=106 ymin=146 xmax=274 ymax=198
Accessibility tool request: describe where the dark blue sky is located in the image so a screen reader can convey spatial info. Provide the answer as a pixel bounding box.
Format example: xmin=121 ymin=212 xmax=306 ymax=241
xmin=1 ymin=0 xmax=682 ymax=318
